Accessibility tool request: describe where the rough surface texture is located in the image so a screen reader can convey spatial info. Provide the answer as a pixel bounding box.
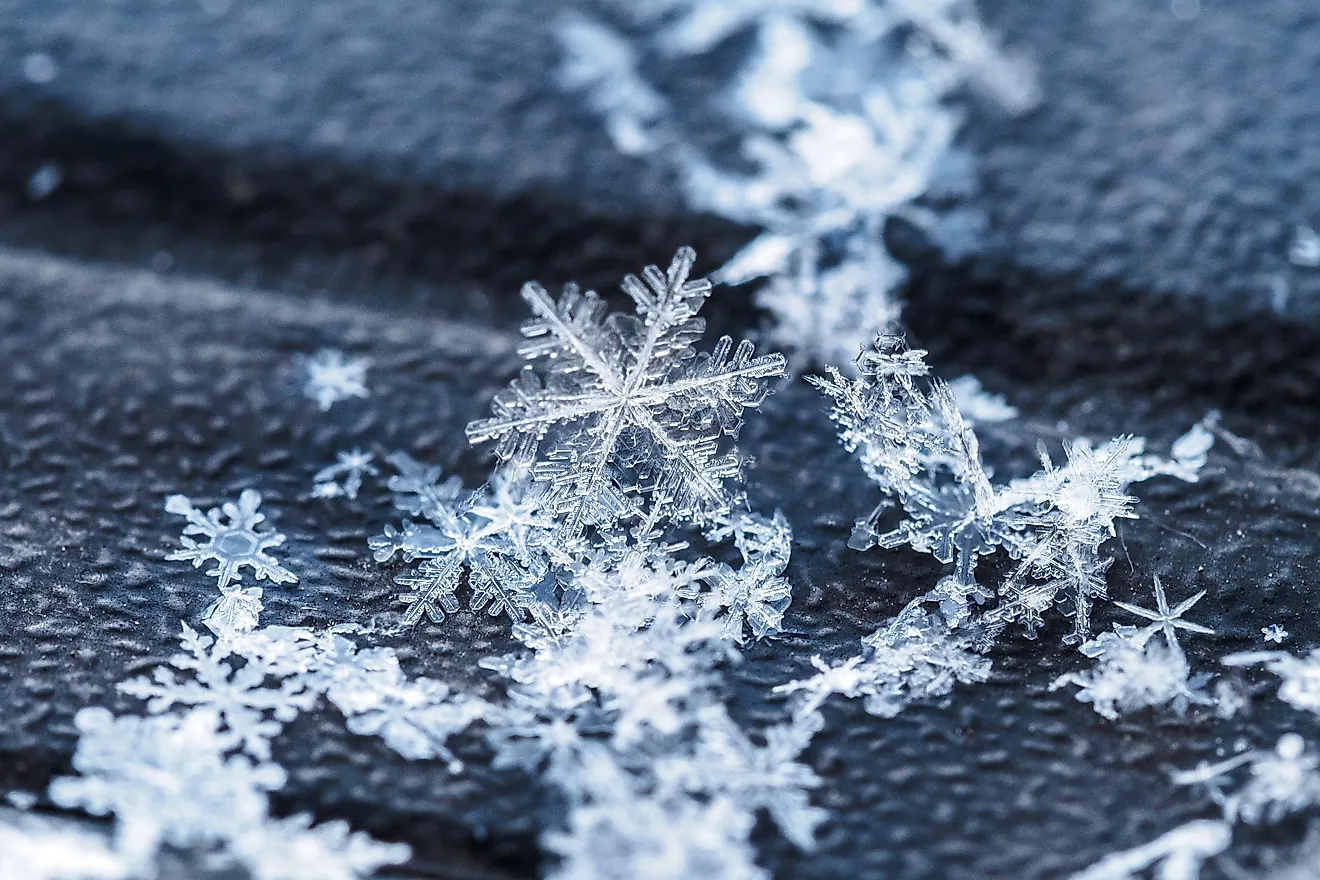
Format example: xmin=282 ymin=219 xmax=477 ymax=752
xmin=0 ymin=1 xmax=1318 ymax=878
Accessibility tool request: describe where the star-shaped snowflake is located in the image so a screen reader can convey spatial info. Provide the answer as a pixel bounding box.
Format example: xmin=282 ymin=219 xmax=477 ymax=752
xmin=165 ymin=490 xmax=298 ymax=591
xmin=466 ymin=247 xmax=786 ymax=538
xmin=303 ymin=348 xmax=371 ymax=411
xmin=1112 ymin=575 xmax=1213 ymax=657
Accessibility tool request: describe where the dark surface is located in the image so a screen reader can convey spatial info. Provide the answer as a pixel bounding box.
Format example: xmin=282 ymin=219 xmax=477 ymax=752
xmin=1 ymin=1 xmax=1319 ymax=878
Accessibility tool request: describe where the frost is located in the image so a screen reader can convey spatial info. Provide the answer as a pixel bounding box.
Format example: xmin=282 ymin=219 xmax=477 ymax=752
xmin=465 ymin=248 xmax=786 ymax=539
xmin=559 ymin=0 xmax=1036 ymax=367
xmin=775 ymin=600 xmax=991 ymax=719
xmin=165 ymin=490 xmax=298 ymax=591
xmin=1051 ymin=577 xmax=1213 ymax=720
xmin=1223 ymin=648 xmax=1320 ymax=715
xmin=370 ymin=452 xmax=549 ymax=626
xmin=312 ymin=448 xmax=379 ymax=500
xmin=1066 ymin=819 xmax=1231 ymax=880
xmin=303 ymin=348 xmax=370 ymax=411
xmin=1262 ymin=624 xmax=1290 ymax=644
xmin=812 ymin=335 xmax=1211 ymax=642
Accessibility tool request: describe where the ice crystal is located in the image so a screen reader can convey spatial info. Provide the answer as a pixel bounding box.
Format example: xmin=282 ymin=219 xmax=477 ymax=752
xmin=1263 ymin=624 xmax=1290 ymax=644
xmin=1051 ymin=577 xmax=1213 ymax=720
xmin=812 ymin=336 xmax=1211 ymax=642
xmin=1067 ymin=819 xmax=1231 ymax=880
xmin=303 ymin=348 xmax=370 ymax=411
xmin=465 ymin=248 xmax=786 ymax=538
xmin=370 ymin=452 xmax=548 ymax=626
xmin=775 ymin=600 xmax=991 ymax=719
xmin=1223 ymin=648 xmax=1320 ymax=715
xmin=559 ymin=0 xmax=1036 ymax=367
xmin=698 ymin=511 xmax=794 ymax=643
xmin=1174 ymin=734 xmax=1320 ymax=826
xmin=165 ymin=490 xmax=298 ymax=591
xmin=312 ymin=448 xmax=379 ymax=500
xmin=119 ymin=622 xmax=318 ymax=760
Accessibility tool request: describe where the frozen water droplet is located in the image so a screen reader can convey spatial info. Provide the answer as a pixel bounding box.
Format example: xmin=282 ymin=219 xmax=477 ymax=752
xmin=21 ymin=52 xmax=57 ymax=84
xmin=26 ymin=163 xmax=62 ymax=200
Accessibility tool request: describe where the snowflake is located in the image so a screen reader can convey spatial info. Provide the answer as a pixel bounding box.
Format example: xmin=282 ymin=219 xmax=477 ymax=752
xmin=657 ymin=708 xmax=826 ymax=849
xmin=1174 ymin=734 xmax=1320 ymax=827
xmin=700 ymin=511 xmax=795 ymax=643
xmin=48 ymin=706 xmax=409 ymax=878
xmin=165 ymin=490 xmax=298 ymax=591
xmin=204 ymin=583 xmax=265 ymax=639
xmin=465 ymin=248 xmax=786 ymax=538
xmin=1066 ymin=819 xmax=1231 ymax=880
xmin=312 ymin=448 xmax=379 ymax=500
xmin=775 ymin=601 xmax=992 ymax=719
xmin=1051 ymin=578 xmax=1214 ymax=720
xmin=119 ymin=622 xmax=318 ymax=760
xmin=1262 ymin=623 xmax=1290 ymax=644
xmin=370 ymin=453 xmax=547 ymax=626
xmin=303 ymin=348 xmax=370 ymax=411
xmin=0 ymin=812 xmax=131 ymax=880
xmin=48 ymin=707 xmax=285 ymax=862
xmin=233 ymin=814 xmax=411 ymax=880
xmin=1223 ymin=648 xmax=1320 ymax=715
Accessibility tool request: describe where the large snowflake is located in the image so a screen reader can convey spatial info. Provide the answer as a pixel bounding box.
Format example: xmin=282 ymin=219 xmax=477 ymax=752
xmin=165 ymin=490 xmax=298 ymax=591
xmin=466 ymin=247 xmax=787 ymax=538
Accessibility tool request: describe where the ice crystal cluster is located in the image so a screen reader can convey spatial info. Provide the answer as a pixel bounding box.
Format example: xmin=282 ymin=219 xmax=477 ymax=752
xmin=557 ymin=0 xmax=1037 ymax=368
xmin=312 ymin=448 xmax=379 ymax=500
xmin=811 ymin=335 xmax=1211 ymax=643
xmin=366 ymin=249 xmax=822 ymax=876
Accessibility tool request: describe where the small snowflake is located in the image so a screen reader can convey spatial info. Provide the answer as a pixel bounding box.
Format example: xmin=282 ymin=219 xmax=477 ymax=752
xmin=303 ymin=349 xmax=371 ymax=411
xmin=1262 ymin=624 xmax=1289 ymax=644
xmin=312 ymin=448 xmax=379 ymax=500
xmin=776 ymin=602 xmax=991 ymax=720
xmin=165 ymin=490 xmax=298 ymax=591
xmin=370 ymin=454 xmax=547 ymax=626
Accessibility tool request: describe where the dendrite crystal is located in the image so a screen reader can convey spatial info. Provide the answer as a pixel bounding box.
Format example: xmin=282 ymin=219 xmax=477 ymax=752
xmin=466 ymin=247 xmax=786 ymax=541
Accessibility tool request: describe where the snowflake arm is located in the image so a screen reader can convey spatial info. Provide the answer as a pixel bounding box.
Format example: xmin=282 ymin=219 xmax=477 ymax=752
xmin=165 ymin=491 xmax=298 ymax=591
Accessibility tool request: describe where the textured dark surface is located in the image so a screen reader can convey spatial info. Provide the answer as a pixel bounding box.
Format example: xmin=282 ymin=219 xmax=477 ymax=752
xmin=0 ymin=0 xmax=1319 ymax=878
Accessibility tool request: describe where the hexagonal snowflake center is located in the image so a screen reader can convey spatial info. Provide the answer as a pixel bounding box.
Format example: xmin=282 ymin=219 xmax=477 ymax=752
xmin=216 ymin=530 xmax=261 ymax=559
